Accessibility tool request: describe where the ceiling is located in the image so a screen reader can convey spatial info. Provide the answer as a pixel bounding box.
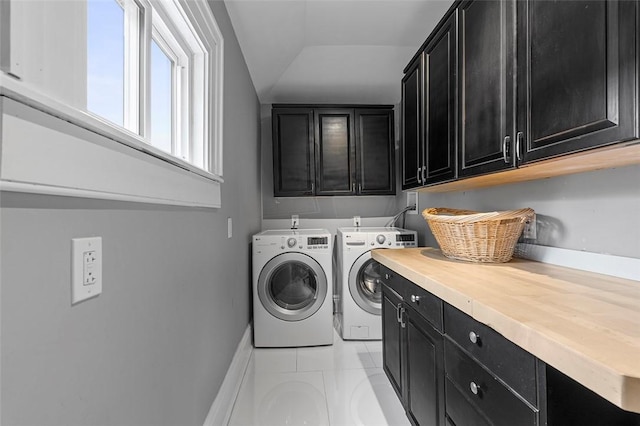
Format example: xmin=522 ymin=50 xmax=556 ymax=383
xmin=223 ymin=0 xmax=455 ymax=105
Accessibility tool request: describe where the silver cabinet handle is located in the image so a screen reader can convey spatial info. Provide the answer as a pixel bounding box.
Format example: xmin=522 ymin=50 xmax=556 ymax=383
xmin=422 ymin=166 xmax=426 ymax=183
xmin=396 ymin=303 xmax=403 ymax=324
xmin=352 ymin=182 xmax=355 ymax=192
xmin=516 ymin=131 xmax=523 ymax=162
xmin=503 ymin=135 xmax=511 ymax=164
xmin=417 ymin=167 xmax=422 ymax=184
xmin=469 ymin=331 xmax=480 ymax=344
xmin=470 ymin=381 xmax=480 ymax=395
xmin=311 ymin=182 xmax=315 ymax=193
xmin=410 ymin=294 xmax=421 ymax=303
xmin=400 ymin=307 xmax=406 ymax=328
xmin=358 ymin=183 xmax=362 ymax=193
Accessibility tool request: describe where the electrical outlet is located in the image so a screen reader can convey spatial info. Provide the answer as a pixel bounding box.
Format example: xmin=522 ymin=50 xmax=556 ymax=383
xmin=291 ymin=215 xmax=299 ymax=229
xmin=406 ymin=192 xmax=418 ymax=214
xmin=71 ymin=237 xmax=102 ymax=304
xmin=522 ymin=215 xmax=537 ymax=240
xmin=353 ymin=216 xmax=361 ymax=227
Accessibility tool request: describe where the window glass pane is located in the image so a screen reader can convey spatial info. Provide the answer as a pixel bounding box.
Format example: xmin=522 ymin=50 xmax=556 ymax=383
xmin=87 ymin=0 xmax=125 ymax=126
xmin=150 ymin=39 xmax=173 ymax=153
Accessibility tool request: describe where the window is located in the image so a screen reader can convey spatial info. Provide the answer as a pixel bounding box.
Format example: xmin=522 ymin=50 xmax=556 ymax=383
xmin=1 ymin=0 xmax=224 ymax=178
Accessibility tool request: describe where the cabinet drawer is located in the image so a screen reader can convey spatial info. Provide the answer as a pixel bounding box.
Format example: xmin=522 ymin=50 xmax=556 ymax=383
xmin=445 ymin=377 xmax=491 ymax=426
xmin=403 ymin=281 xmax=443 ymax=332
xmin=445 ymin=340 xmax=538 ymax=426
xmin=380 ymin=265 xmax=406 ymax=298
xmin=444 ymin=303 xmax=537 ymax=406
xmin=380 ymin=265 xmax=443 ymax=331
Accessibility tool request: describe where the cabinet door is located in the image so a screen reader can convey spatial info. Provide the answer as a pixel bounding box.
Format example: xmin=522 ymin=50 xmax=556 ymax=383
xmin=355 ymin=109 xmax=395 ymax=195
xmin=517 ymin=0 xmax=638 ymax=163
xmin=382 ymin=285 xmax=404 ymax=400
xmin=314 ymin=109 xmax=356 ymax=195
xmin=272 ymin=108 xmax=315 ymax=196
xmin=406 ymin=309 xmax=445 ymax=426
xmin=402 ymin=58 xmax=424 ymax=190
xmin=424 ymin=13 xmax=457 ymax=185
xmin=458 ymin=0 xmax=516 ymax=177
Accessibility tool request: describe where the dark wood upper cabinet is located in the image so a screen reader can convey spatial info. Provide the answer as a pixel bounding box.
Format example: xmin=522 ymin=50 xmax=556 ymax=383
xmin=401 ymin=0 xmax=639 ymax=190
xmin=272 ymin=105 xmax=395 ymax=197
xmin=356 ymin=109 xmax=395 ymax=195
xmin=315 ymin=109 xmax=356 ymax=195
xmin=424 ymin=13 xmax=457 ymax=185
xmin=458 ymin=0 xmax=516 ymax=178
xmin=516 ymin=0 xmax=639 ymax=162
xmin=272 ymin=108 xmax=315 ymax=197
xmin=402 ymin=13 xmax=457 ymax=190
xmin=402 ymin=58 xmax=423 ymax=190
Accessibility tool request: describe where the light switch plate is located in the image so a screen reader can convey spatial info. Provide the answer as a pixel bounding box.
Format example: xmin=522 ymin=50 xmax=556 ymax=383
xmin=71 ymin=237 xmax=102 ymax=304
xmin=227 ymin=217 xmax=233 ymax=239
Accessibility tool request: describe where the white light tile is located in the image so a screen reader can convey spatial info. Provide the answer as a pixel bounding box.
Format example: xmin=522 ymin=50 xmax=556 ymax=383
xmin=323 ymin=368 xmax=410 ymax=426
xmin=246 ymin=347 xmax=297 ymax=374
xmin=228 ymin=370 xmax=330 ymax=426
xmin=364 ymin=341 xmax=384 ymax=368
xmin=297 ymin=337 xmax=375 ymax=371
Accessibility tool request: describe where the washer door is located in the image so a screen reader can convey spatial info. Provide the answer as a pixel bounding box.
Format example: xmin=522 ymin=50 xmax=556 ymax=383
xmin=348 ymin=251 xmax=383 ymax=315
xmin=258 ymin=252 xmax=328 ymax=321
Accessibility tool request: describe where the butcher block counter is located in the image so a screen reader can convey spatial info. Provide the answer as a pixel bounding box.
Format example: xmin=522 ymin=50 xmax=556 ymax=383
xmin=372 ymin=247 xmax=640 ymax=415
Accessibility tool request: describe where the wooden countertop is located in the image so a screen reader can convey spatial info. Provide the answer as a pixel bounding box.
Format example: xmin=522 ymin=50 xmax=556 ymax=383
xmin=372 ymin=247 xmax=640 ymax=414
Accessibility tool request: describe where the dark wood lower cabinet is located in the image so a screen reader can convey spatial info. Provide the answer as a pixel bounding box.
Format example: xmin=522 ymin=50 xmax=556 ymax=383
xmin=381 ymin=265 xmax=640 ymax=426
xmin=381 ymin=267 xmax=445 ymax=426
xmin=406 ymin=310 xmax=445 ymax=426
xmin=382 ymin=287 xmax=404 ymax=399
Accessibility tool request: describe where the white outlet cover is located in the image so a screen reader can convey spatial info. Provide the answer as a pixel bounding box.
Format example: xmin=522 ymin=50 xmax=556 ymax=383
xmin=407 ymin=192 xmax=418 ymax=214
xmin=71 ymin=237 xmax=102 ymax=304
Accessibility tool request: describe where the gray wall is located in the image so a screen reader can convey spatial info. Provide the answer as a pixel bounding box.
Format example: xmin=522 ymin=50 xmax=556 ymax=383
xmin=0 ymin=1 xmax=262 ymax=424
xmin=402 ymin=165 xmax=640 ymax=259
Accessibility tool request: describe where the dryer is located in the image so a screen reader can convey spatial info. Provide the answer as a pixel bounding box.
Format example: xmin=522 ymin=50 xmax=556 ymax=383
xmin=335 ymin=227 xmax=417 ymax=340
xmin=252 ymin=229 xmax=333 ymax=347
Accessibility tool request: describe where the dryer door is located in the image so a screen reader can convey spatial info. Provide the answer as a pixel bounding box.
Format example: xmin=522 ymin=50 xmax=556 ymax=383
xmin=257 ymin=252 xmax=328 ymax=321
xmin=348 ymin=251 xmax=383 ymax=315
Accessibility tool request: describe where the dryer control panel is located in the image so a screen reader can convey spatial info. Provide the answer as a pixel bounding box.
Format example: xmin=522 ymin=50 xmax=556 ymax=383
xmin=343 ymin=229 xmax=417 ymax=249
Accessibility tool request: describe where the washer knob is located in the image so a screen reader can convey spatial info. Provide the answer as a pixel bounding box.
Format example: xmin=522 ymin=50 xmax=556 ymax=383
xmin=287 ymin=238 xmax=297 ymax=248
xmin=376 ymin=234 xmax=386 ymax=244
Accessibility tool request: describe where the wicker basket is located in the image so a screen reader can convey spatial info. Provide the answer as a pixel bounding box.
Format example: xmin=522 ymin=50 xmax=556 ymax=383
xmin=422 ymin=207 xmax=535 ymax=263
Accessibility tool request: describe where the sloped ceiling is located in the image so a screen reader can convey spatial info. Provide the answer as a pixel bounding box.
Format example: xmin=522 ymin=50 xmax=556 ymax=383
xmin=223 ymin=0 xmax=455 ymax=105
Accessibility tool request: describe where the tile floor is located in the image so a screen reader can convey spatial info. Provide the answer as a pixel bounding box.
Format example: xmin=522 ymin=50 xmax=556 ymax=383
xmin=227 ymin=329 xmax=411 ymax=426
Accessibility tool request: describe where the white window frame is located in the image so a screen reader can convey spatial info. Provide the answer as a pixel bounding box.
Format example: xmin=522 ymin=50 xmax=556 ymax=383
xmin=0 ymin=0 xmax=224 ymax=207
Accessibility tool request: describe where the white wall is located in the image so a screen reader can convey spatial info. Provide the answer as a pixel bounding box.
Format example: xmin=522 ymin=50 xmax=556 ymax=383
xmin=0 ymin=1 xmax=262 ymax=424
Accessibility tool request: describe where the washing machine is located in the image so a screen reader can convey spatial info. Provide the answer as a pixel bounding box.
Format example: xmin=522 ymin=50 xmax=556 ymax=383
xmin=252 ymin=229 xmax=333 ymax=347
xmin=335 ymin=227 xmax=417 ymax=340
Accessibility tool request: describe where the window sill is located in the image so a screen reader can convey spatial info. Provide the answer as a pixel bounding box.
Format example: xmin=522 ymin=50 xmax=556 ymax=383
xmin=0 ymin=80 xmax=222 ymax=208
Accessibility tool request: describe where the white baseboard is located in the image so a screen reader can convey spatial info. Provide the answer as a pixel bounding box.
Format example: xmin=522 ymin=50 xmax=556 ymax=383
xmin=203 ymin=325 xmax=253 ymax=426
xmin=515 ymin=243 xmax=640 ymax=282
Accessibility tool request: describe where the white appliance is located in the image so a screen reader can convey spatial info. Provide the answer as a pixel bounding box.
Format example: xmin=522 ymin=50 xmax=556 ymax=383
xmin=252 ymin=229 xmax=333 ymax=347
xmin=335 ymin=227 xmax=417 ymax=340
